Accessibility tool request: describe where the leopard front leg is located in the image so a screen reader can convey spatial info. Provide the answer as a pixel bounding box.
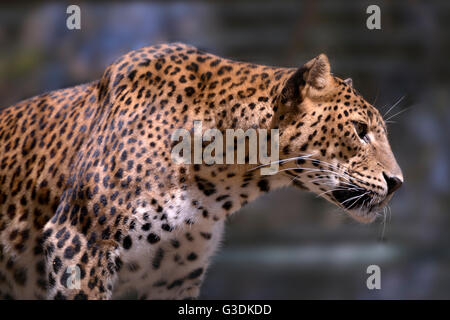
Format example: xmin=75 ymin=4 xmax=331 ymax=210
xmin=131 ymin=267 xmax=205 ymax=300
xmin=115 ymin=218 xmax=225 ymax=300
xmin=42 ymin=224 xmax=121 ymax=300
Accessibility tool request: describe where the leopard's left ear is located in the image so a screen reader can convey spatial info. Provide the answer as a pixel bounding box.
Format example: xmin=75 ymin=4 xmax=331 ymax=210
xmin=344 ymin=78 xmax=353 ymax=87
xmin=303 ymin=53 xmax=331 ymax=90
xmin=281 ymin=53 xmax=332 ymax=104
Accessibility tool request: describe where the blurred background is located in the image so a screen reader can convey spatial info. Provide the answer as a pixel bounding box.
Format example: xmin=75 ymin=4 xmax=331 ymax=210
xmin=0 ymin=0 xmax=448 ymax=299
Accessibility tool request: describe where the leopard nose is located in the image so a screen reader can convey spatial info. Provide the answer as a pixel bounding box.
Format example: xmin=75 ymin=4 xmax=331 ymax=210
xmin=383 ymin=172 xmax=403 ymax=195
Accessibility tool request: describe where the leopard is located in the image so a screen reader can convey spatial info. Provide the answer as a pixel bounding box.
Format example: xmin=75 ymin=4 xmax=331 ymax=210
xmin=0 ymin=42 xmax=403 ymax=299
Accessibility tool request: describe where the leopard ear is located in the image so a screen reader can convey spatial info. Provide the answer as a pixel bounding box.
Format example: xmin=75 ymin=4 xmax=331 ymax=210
xmin=281 ymin=54 xmax=332 ymax=104
xmin=344 ymin=78 xmax=353 ymax=87
xmin=303 ymin=53 xmax=331 ymax=90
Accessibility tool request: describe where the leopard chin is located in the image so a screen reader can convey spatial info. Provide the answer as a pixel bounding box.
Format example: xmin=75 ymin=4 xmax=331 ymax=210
xmin=346 ymin=207 xmax=378 ymax=224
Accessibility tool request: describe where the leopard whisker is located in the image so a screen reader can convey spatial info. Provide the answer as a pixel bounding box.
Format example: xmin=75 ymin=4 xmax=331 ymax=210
xmin=315 ymin=187 xmax=360 ymax=198
xmin=307 ymin=178 xmax=362 ymax=191
xmin=340 ymin=191 xmax=370 ymax=207
xmin=292 ymin=157 xmax=369 ymax=186
xmin=246 ymin=153 xmax=314 ymax=172
xmin=383 ymin=95 xmax=405 ymax=118
xmin=385 ymin=106 xmax=411 ymax=122
xmin=310 ymin=175 xmax=363 ymax=189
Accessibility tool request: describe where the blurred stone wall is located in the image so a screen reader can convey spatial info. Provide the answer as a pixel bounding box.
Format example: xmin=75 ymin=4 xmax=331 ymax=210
xmin=0 ymin=1 xmax=448 ymax=299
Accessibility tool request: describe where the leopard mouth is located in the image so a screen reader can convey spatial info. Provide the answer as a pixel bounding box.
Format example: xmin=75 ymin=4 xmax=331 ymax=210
xmin=332 ymin=188 xmax=373 ymax=211
xmin=332 ymin=187 xmax=383 ymax=223
xmin=285 ymin=168 xmax=385 ymax=222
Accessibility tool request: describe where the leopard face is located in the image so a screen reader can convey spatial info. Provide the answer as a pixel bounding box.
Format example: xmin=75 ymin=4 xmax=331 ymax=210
xmin=274 ymin=54 xmax=403 ymax=223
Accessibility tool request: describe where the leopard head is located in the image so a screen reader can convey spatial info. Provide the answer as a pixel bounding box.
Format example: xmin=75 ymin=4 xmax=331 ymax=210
xmin=273 ymin=54 xmax=403 ymax=223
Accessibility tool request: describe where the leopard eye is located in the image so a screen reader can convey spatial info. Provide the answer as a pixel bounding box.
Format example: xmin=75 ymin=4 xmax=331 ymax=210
xmin=352 ymin=121 xmax=369 ymax=142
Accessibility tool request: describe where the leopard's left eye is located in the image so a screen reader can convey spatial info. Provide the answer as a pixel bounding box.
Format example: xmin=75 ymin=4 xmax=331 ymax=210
xmin=352 ymin=121 xmax=369 ymax=142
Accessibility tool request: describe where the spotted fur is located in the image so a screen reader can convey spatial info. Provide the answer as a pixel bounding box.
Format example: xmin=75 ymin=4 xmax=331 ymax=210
xmin=0 ymin=43 xmax=402 ymax=299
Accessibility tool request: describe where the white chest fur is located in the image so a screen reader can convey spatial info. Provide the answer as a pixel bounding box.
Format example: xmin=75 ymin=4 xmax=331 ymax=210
xmin=112 ymin=192 xmax=225 ymax=299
